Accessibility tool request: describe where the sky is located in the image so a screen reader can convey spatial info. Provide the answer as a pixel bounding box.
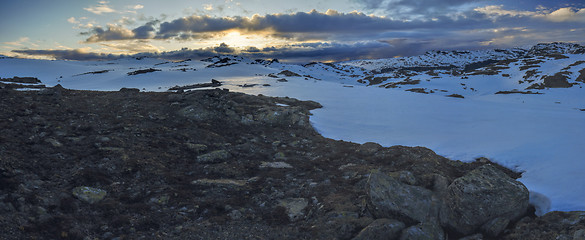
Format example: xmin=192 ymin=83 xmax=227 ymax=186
xmin=1 ymin=0 xmax=585 ymax=62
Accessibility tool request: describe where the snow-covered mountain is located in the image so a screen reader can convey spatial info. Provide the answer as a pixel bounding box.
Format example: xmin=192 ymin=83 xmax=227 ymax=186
xmin=1 ymin=42 xmax=585 ymax=213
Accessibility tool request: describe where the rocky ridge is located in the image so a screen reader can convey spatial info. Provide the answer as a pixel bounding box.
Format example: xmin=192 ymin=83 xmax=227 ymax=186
xmin=1 ymin=85 xmax=584 ymax=239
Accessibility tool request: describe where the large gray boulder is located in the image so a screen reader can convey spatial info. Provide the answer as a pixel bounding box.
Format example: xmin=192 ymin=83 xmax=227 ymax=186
xmin=439 ymin=165 xmax=529 ymax=236
xmin=399 ymin=222 xmax=445 ymax=240
xmin=368 ymin=171 xmax=434 ymax=224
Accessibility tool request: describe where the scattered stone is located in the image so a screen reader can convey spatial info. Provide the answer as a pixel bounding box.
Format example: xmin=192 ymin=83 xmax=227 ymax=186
xmin=338 ymin=163 xmax=357 ymax=170
xmin=368 ymin=170 xmax=434 ymax=224
xmin=191 ymin=178 xmax=247 ymax=187
xmin=353 ymin=218 xmax=405 ymax=240
xmin=273 ymin=152 xmax=286 ymax=160
xmin=259 ymin=161 xmax=293 ymax=169
xmin=149 ymin=195 xmax=170 ymax=205
xmin=228 ymin=209 xmax=243 ymax=220
xmin=278 ymin=198 xmax=308 ymax=222
xmin=439 ymin=164 xmax=529 ymax=235
xmin=72 ymin=186 xmax=107 ymax=204
xmin=45 ymin=138 xmax=62 ymax=147
xmin=185 ymin=143 xmax=208 ymax=153
xmin=196 ymin=150 xmax=231 ymax=163
xmin=178 ymin=105 xmax=217 ymax=121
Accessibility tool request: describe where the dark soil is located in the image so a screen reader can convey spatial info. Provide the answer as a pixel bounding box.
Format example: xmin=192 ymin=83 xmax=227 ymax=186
xmin=0 ymin=86 xmax=582 ymax=239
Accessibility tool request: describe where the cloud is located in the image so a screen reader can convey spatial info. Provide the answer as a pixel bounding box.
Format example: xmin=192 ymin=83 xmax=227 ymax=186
xmin=3 ymin=37 xmax=30 ymax=47
xmin=11 ymin=42 xmax=400 ymax=63
xmin=67 ymin=17 xmax=79 ymax=24
xmin=85 ymin=24 xmax=136 ymax=42
xmin=356 ymin=0 xmax=487 ymax=18
xmin=84 ymin=1 xmax=116 ymax=15
xmin=11 ymin=49 xmax=123 ymax=61
xmin=214 ymin=43 xmax=235 ymax=53
xmin=87 ymin=9 xmax=476 ymax=43
xmin=474 ymin=5 xmax=536 ymax=19
xmin=539 ymin=7 xmax=585 ymax=22
xmin=130 ymin=4 xmax=144 ymax=10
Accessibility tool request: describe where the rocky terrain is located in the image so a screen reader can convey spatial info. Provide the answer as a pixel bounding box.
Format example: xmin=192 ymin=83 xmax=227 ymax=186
xmin=1 ymin=85 xmax=584 ymax=239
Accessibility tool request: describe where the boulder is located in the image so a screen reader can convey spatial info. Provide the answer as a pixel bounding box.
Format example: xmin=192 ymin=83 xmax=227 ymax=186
xmin=368 ymin=171 xmax=434 ymax=224
xmin=480 ymin=217 xmax=509 ymax=237
xmin=399 ymin=222 xmax=445 ymax=240
xmin=458 ymin=234 xmax=484 ymax=240
xmin=439 ymin=165 xmax=529 ymax=235
xmin=353 ymin=218 xmax=405 ymax=240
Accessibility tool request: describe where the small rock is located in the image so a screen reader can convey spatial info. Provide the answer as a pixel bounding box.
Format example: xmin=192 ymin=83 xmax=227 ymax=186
xmin=228 ymin=209 xmax=243 ymax=220
xmin=400 ymin=222 xmax=445 ymax=240
xmin=196 ymin=150 xmax=230 ymax=163
xmin=353 ymin=218 xmax=405 ymax=240
xmin=273 ymin=152 xmax=286 ymax=160
xmin=339 ymin=163 xmax=357 ymax=170
xmin=72 ymin=186 xmax=107 ymax=204
xmin=278 ymin=198 xmax=308 ymax=222
xmin=191 ymin=178 xmax=246 ymax=187
xmin=149 ymin=195 xmax=170 ymax=205
xmin=186 ymin=143 xmax=208 ymax=153
xmin=45 ymin=138 xmax=62 ymax=147
xmin=260 ymin=161 xmax=293 ymax=169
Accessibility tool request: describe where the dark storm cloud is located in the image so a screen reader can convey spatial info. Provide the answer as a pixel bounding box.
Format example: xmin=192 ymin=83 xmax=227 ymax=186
xmin=11 ymin=41 xmax=413 ymax=63
xmin=85 ymin=10 xmax=487 ymax=43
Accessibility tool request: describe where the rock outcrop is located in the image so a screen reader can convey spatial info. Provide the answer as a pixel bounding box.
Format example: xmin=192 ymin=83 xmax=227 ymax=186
xmin=0 ymin=86 xmax=579 ymax=240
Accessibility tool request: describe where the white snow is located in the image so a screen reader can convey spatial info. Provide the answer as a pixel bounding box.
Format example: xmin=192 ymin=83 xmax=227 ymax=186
xmin=2 ymin=49 xmax=585 ymax=213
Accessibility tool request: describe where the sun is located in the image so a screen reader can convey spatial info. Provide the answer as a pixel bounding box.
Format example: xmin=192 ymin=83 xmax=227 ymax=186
xmin=212 ymin=30 xmax=290 ymax=49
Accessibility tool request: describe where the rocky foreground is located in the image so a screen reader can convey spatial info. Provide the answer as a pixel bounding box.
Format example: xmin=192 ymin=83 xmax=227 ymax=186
xmin=1 ymin=85 xmax=584 ymax=240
